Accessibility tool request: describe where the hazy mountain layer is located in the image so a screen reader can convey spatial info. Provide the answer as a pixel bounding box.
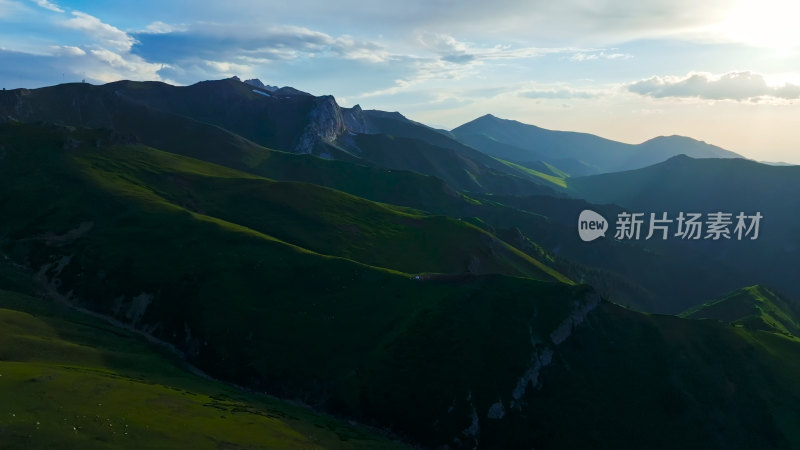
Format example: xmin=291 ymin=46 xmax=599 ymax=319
xmin=452 ymin=114 xmax=742 ymax=176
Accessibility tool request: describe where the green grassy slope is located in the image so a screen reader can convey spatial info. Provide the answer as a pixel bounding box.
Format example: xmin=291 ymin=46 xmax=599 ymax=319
xmin=0 ymin=287 xmax=408 ymax=450
xmin=493 ymin=158 xmax=567 ymax=188
xmin=350 ymin=133 xmax=556 ymax=196
xmin=0 ymin=121 xmax=592 ymax=446
xmin=0 ymin=122 xmax=564 ymax=282
xmin=88 ymin=145 xmax=566 ymax=281
xmin=681 ymin=285 xmax=800 ymax=337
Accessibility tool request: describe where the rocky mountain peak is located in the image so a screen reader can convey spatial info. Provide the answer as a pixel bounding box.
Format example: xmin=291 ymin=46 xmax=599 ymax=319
xmin=294 ymin=96 xmax=376 ymax=153
xmin=244 ymin=78 xmax=278 ymax=92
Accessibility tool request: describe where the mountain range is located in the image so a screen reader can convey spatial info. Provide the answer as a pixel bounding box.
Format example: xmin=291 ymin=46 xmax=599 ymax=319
xmin=0 ymin=77 xmax=798 ymax=449
xmin=452 ymin=113 xmax=742 ymax=177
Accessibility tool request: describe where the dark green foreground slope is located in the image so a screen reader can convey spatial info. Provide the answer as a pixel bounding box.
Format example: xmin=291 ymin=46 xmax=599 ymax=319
xmin=0 ymin=286 xmax=407 ymax=450
xmin=522 ymin=301 xmax=800 ymax=450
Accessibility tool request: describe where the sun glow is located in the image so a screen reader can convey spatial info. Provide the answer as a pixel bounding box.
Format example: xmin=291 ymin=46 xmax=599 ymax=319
xmin=718 ymin=0 xmax=800 ymax=52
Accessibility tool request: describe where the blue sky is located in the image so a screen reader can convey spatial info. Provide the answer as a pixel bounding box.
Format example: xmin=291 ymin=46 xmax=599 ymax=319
xmin=1 ymin=0 xmax=799 ymax=162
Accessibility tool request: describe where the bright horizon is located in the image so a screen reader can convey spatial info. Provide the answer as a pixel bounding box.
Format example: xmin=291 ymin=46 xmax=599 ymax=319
xmin=1 ymin=0 xmax=799 ymax=163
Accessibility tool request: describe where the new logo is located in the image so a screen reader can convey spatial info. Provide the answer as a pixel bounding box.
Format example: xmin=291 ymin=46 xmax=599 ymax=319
xmin=578 ymin=210 xmax=608 ymax=242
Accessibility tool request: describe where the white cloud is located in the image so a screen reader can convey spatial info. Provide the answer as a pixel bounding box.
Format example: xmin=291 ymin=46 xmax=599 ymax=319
xmin=51 ymin=45 xmax=86 ymax=56
xmin=143 ymin=21 xmax=186 ymax=34
xmin=126 ymin=23 xmax=404 ymax=84
xmin=354 ymin=55 xmax=481 ymax=99
xmin=628 ymin=71 xmax=800 ymax=101
xmin=36 ymin=10 xmax=166 ymax=83
xmin=133 ymin=24 xmax=392 ymax=64
xmin=418 ymin=32 xmax=569 ymax=64
xmin=0 ymin=46 xmax=165 ymax=88
xmin=87 ymin=48 xmax=163 ymax=81
xmin=354 ymin=34 xmax=615 ymax=102
xmin=519 ymin=88 xmax=598 ymax=99
xmin=569 ymin=50 xmax=632 ymax=62
xmin=63 ymin=11 xmax=135 ymax=51
xmin=201 ymin=59 xmax=253 ymax=77
xmin=32 ymin=0 xmax=62 ymax=12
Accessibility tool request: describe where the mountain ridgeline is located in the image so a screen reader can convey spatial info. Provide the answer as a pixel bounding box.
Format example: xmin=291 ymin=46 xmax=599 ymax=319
xmin=0 ymin=78 xmax=798 ymax=449
xmin=452 ymin=113 xmax=742 ymax=176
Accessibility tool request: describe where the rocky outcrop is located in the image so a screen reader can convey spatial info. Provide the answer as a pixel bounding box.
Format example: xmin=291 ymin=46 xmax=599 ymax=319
xmin=342 ymin=104 xmax=375 ymax=134
xmin=294 ymin=96 xmax=376 ymax=154
xmin=243 ymin=78 xmax=278 ymax=92
xmin=510 ymin=292 xmax=601 ymax=410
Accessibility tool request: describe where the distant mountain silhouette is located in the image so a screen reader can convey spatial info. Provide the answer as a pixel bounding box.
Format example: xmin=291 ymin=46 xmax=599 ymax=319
xmin=452 ymin=114 xmax=742 ymax=175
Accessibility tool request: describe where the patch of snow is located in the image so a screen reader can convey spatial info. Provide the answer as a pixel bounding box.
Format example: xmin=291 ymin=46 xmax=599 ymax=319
xmin=252 ymin=89 xmax=271 ymax=98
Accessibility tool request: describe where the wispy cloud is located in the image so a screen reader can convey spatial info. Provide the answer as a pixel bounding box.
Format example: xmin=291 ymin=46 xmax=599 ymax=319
xmin=31 ymin=0 xmax=61 ymax=12
xmin=142 ymin=21 xmax=187 ymax=34
xmin=519 ymin=88 xmax=598 ymax=99
xmin=51 ymin=45 xmax=85 ymax=56
xmin=569 ymin=50 xmax=632 ymax=62
xmin=132 ymin=24 xmax=391 ymax=64
xmin=418 ymin=32 xmax=571 ymax=64
xmin=62 ymin=11 xmax=135 ymax=51
xmin=356 ymin=34 xmax=597 ymax=100
xmin=628 ymin=71 xmax=800 ymax=101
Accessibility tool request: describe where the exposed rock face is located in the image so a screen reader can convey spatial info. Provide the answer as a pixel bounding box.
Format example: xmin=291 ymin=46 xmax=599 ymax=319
xmin=294 ymin=97 xmax=376 ymax=154
xmin=294 ymin=95 xmax=344 ymax=154
xmin=244 ymin=78 xmax=278 ymax=92
xmin=550 ymin=293 xmax=601 ymax=345
xmin=342 ymin=104 xmax=375 ymax=134
xmin=487 ymin=401 xmax=505 ymax=420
